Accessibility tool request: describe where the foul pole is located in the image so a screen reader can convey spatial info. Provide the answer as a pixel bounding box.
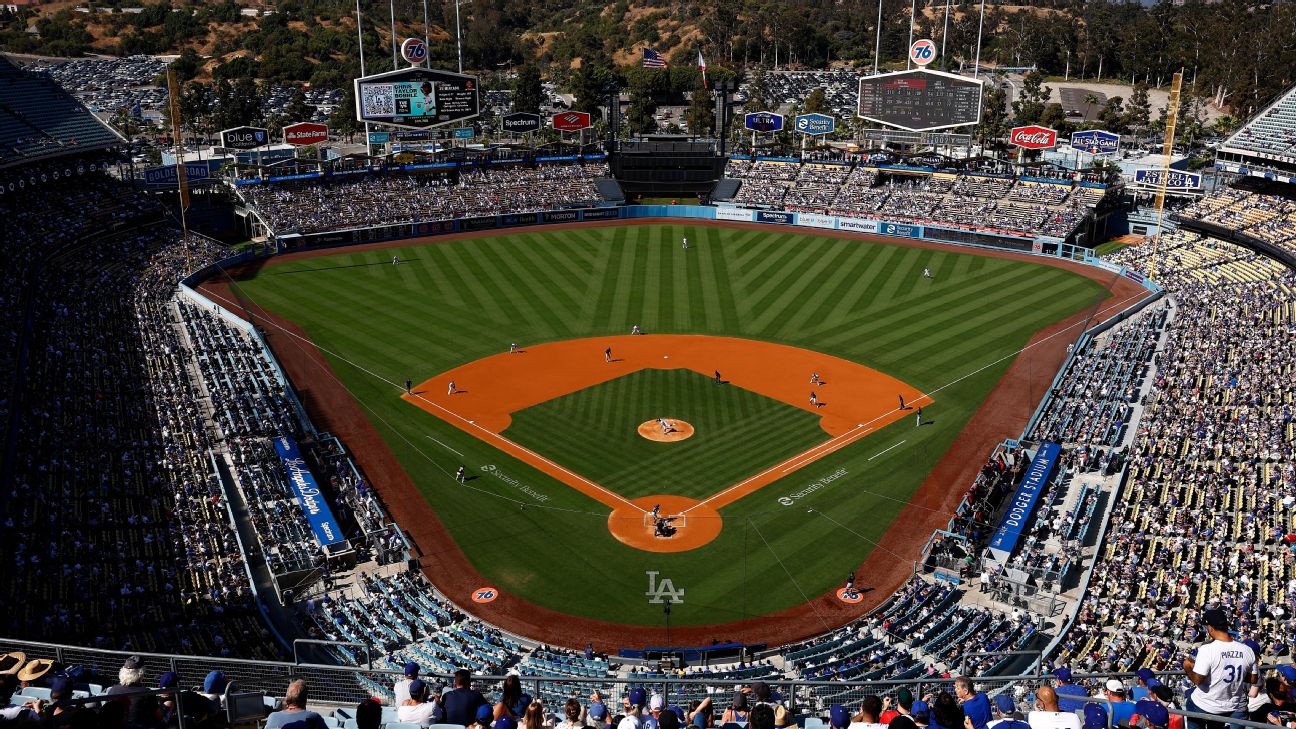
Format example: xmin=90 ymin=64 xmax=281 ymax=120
xmin=166 ymin=69 xmax=192 ymax=272
xmin=1149 ymin=70 xmax=1183 ymax=280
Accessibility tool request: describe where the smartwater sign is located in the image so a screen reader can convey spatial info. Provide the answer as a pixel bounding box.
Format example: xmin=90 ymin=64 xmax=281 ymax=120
xmin=839 ymin=218 xmax=879 ymax=234
xmin=272 ymin=435 xmax=345 ymax=547
xmin=987 ymin=441 xmax=1061 ymax=562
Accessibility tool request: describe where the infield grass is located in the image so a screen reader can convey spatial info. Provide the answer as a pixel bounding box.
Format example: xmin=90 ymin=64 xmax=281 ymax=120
xmin=230 ymin=223 xmax=1109 ymax=627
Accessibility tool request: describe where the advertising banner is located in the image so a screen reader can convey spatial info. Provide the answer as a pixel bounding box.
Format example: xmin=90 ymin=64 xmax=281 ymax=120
xmin=755 ymin=210 xmax=795 ymax=225
xmin=838 ymin=217 xmax=879 ymax=234
xmin=797 ymin=212 xmax=837 ymax=229
xmin=543 ymin=210 xmax=581 ymax=223
xmin=987 ymin=442 xmax=1061 ymax=562
xmin=272 ymin=436 xmax=345 ymax=547
xmin=461 ymin=216 xmax=498 ymax=231
xmin=715 ymin=207 xmax=754 ymax=222
xmin=880 ymin=222 xmax=921 ymax=238
xmin=582 ymin=208 xmax=622 ymax=220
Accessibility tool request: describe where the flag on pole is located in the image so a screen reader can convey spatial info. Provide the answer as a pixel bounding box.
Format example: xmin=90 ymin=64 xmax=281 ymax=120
xmin=642 ymin=47 xmax=668 ymax=68
xmin=697 ymin=49 xmax=708 ymax=89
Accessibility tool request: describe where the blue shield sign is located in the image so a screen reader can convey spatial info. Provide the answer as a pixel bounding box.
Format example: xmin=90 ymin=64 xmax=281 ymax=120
xmin=1070 ymin=129 xmax=1120 ymax=155
xmin=744 ymin=112 xmax=784 ymax=133
xmin=453 ymin=126 xmax=475 ymax=139
xmin=795 ymin=113 xmax=836 ymax=136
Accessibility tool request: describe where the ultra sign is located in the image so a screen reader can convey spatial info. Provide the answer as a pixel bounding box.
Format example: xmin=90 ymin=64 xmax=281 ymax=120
xmin=744 ymin=112 xmax=784 ymax=133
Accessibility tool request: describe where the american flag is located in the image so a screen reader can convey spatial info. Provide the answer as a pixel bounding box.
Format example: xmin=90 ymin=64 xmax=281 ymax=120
xmin=642 ymin=48 xmax=668 ymax=68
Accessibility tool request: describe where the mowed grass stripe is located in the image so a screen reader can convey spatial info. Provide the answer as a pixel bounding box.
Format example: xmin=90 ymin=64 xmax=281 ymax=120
xmin=735 ymin=232 xmax=810 ymax=289
xmin=483 ymin=238 xmax=581 ymax=334
xmin=523 ymin=232 xmax=596 ymax=295
xmin=778 ymin=244 xmax=887 ymax=338
xmin=606 ymin=227 xmax=644 ymax=330
xmin=738 ymin=235 xmax=837 ymax=318
xmin=437 ymin=243 xmax=511 ymax=322
xmin=417 ymin=244 xmax=471 ymax=309
xmin=705 ymin=226 xmax=744 ymax=333
xmin=726 ymin=228 xmax=777 ymax=271
xmin=577 ymin=228 xmax=620 ymax=325
xmin=864 ymin=246 xmax=923 ymax=309
xmin=693 ymin=228 xmax=729 ymax=332
xmin=748 ymin=237 xmax=855 ymax=332
xmin=825 ymin=243 xmax=903 ymax=321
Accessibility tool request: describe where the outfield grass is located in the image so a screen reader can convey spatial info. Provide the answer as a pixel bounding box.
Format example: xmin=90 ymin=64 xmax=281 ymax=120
xmin=505 ymin=369 xmax=825 ymax=501
xmin=233 ymin=223 xmax=1107 ymax=626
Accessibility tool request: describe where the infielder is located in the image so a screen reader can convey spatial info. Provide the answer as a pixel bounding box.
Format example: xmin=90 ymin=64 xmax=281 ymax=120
xmin=809 ymin=391 xmax=818 ymax=407
xmin=447 ymin=380 xmax=456 ymax=395
xmin=509 ymin=342 xmax=519 ymax=353
xmin=604 ymin=347 xmax=612 ymax=363
xmin=810 ymin=372 xmax=822 ymax=387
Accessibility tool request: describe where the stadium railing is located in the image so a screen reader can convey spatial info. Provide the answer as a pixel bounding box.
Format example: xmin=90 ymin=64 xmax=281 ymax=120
xmin=0 ymin=636 xmax=1210 ymax=715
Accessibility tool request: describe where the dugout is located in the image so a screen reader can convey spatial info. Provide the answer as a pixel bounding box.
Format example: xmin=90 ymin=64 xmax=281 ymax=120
xmin=612 ymin=136 xmax=724 ymax=198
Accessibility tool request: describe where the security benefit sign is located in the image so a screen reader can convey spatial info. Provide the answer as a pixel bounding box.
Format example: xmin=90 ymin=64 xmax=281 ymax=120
xmin=795 ymin=113 xmax=836 ymax=136
xmin=273 ymin=435 xmax=346 ymax=547
xmin=987 ymin=441 xmax=1061 ymax=562
xmin=354 ymin=66 xmax=481 ymax=130
xmin=1134 ymin=169 xmax=1202 ymax=190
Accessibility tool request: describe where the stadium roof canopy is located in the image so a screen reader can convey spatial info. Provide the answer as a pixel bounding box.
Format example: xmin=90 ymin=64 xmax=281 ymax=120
xmin=1216 ymin=82 xmax=1296 ymax=183
xmin=0 ymin=56 xmax=124 ymax=171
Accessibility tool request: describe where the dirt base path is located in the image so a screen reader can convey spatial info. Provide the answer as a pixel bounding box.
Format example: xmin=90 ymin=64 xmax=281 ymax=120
xmin=403 ymin=334 xmax=925 ymax=552
xmin=199 ymin=219 xmax=1148 ymax=650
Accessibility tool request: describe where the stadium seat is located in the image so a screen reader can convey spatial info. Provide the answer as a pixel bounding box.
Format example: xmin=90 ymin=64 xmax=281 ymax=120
xmin=804 ymin=719 xmax=828 ymax=729
xmin=20 ymin=687 xmax=51 ymax=701
xmin=383 ymin=722 xmax=422 ymax=729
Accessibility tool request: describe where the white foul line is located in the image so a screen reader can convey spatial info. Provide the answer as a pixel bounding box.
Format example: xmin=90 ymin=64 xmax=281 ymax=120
xmin=868 ymin=439 xmax=907 ymax=461
xmin=424 ymin=434 xmax=464 ymax=457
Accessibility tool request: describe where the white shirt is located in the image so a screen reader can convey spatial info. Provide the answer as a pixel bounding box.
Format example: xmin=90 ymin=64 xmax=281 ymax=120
xmin=1191 ymin=638 xmax=1257 ymax=713
xmin=394 ymin=678 xmax=414 ymax=706
xmin=848 ymin=722 xmax=888 ymax=729
xmin=618 ymin=714 xmax=644 ymax=729
xmin=1028 ymin=711 xmax=1081 ymax=729
xmin=398 ymin=701 xmax=443 ymax=727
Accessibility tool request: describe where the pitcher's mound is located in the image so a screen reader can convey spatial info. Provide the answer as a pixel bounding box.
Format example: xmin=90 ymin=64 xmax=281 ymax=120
xmin=637 ymin=419 xmax=694 ymax=442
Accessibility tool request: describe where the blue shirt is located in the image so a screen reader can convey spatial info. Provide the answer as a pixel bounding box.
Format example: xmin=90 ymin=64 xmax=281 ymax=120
xmin=1057 ymin=684 xmax=1089 ymax=714
xmin=963 ymin=694 xmax=993 ymax=729
xmin=1109 ymin=701 xmax=1135 ymax=727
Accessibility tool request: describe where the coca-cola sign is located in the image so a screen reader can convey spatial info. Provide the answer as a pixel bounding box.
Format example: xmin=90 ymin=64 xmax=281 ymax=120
xmin=1010 ymin=125 xmax=1058 ymax=150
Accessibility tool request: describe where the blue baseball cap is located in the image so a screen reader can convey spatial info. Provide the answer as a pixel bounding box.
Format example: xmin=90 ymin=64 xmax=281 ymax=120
xmin=497 ymin=718 xmax=518 ymax=729
xmin=203 ymin=671 xmax=227 ymax=693
xmin=628 ymin=688 xmax=647 ymax=708
xmin=158 ymin=672 xmax=180 ymax=689
xmin=1084 ymin=703 xmax=1110 ymax=729
xmin=910 ymin=701 xmax=931 ymax=721
xmin=1133 ymin=700 xmax=1169 ymax=729
xmin=830 ymin=704 xmax=851 ymax=728
xmin=1278 ymin=666 xmax=1296 ymax=683
xmin=404 ymin=662 xmax=420 ymax=677
xmin=1054 ymin=668 xmax=1073 ymax=682
xmin=993 ymin=695 xmax=1015 ymax=714
xmin=1136 ymin=668 xmax=1156 ymax=683
xmin=477 ymin=705 xmax=494 ymax=723
xmin=409 ymin=679 xmax=427 ymax=698
xmin=590 ymin=702 xmax=609 ymax=721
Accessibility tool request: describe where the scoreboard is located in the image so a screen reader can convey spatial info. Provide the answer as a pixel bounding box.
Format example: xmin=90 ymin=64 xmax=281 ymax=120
xmin=857 ymin=69 xmax=983 ymax=132
xmin=354 ymin=67 xmax=480 ymax=130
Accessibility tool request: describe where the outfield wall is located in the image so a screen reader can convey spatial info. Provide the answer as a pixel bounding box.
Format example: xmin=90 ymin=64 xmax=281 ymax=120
xmin=270 ymin=205 xmax=1161 ymax=294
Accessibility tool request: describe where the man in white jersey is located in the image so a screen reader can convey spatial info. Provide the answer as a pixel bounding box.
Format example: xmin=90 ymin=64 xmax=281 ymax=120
xmin=1182 ymin=608 xmax=1257 ymax=729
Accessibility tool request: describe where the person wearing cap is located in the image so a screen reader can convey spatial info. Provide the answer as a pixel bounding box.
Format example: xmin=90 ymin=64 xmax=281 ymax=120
xmin=589 ymin=692 xmax=611 ymax=729
xmin=105 ymin=654 xmax=150 ymax=718
xmin=1082 ymin=704 xmax=1109 ymax=729
xmin=1099 ymin=678 xmax=1135 ymax=726
xmin=1133 ymin=670 xmax=1159 ymax=702
xmin=444 ymin=669 xmax=488 ymax=726
xmin=882 ymin=690 xmax=911 ymax=725
xmin=400 ymin=679 xmax=447 ymax=728
xmin=1183 ymin=608 xmax=1257 ymax=729
xmin=496 ymin=717 xmax=519 ymax=729
xmin=909 ymin=701 xmax=932 ymax=728
xmin=198 ymin=669 xmax=230 ymax=711
xmin=265 ymin=679 xmax=327 ymax=728
xmin=644 ymin=693 xmax=667 ymax=729
xmin=1028 ymin=687 xmax=1081 ymax=729
xmin=473 ymin=703 xmax=497 ymax=729
xmin=395 ymin=661 xmax=421 ymax=707
xmin=988 ymin=694 xmax=1031 ymax=729
xmin=1053 ymin=669 xmax=1088 ymax=714
xmin=955 ymin=677 xmax=992 ymax=729
xmin=848 ymin=695 xmax=888 ymax=729
xmin=831 ymin=704 xmax=853 ymax=729
xmin=888 ymin=690 xmax=920 ymax=729
xmin=1148 ymin=686 xmax=1184 ymax=729
xmin=750 ymin=682 xmax=793 ymax=729
xmin=357 ymin=698 xmax=384 ymax=729
xmin=619 ymin=687 xmax=649 ymax=729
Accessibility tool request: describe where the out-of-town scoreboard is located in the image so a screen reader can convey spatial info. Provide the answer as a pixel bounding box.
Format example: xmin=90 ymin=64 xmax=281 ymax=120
xmin=354 ymin=67 xmax=480 ymax=130
xmin=857 ymin=69 xmax=983 ymax=132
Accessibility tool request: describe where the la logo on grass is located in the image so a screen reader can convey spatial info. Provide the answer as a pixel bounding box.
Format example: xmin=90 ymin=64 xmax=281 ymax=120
xmin=645 ymin=571 xmax=685 ymax=604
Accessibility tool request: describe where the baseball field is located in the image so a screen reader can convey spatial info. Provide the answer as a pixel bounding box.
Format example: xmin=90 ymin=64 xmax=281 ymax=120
xmin=215 ymin=221 xmax=1118 ymax=646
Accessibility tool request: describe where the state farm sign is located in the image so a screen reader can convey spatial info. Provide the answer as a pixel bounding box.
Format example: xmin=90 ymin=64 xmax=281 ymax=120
xmin=1010 ymin=125 xmax=1058 ymax=150
xmin=283 ymin=122 xmax=328 ymax=146
xmin=552 ymin=111 xmax=592 ymax=132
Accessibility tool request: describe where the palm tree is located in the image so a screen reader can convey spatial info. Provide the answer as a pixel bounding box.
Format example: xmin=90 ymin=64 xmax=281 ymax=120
xmin=1083 ymin=93 xmax=1100 ymax=121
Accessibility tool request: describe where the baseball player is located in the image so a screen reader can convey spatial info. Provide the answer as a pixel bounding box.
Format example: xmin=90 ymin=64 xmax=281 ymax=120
xmin=509 ymin=342 xmax=519 ymax=353
xmin=455 ymin=465 xmax=466 ymax=483
xmin=682 ymin=237 xmax=688 ymax=250
xmin=631 ymin=324 xmax=642 ymax=335
xmin=405 ymin=378 xmax=412 ymax=395
xmin=393 ymin=255 xmax=400 ymax=266
xmin=923 ymin=267 xmax=932 ymax=278
xmin=810 ymin=372 xmax=822 ymax=387
xmin=898 ymin=394 xmax=906 ymax=410
xmin=651 ymin=504 xmax=661 ymax=520
xmin=447 ymin=380 xmax=456 ymax=395
xmin=714 ymin=370 xmax=722 ymax=385
xmin=810 ymin=391 xmax=818 ymax=407
xmin=604 ymin=347 xmax=612 ymax=363
xmin=916 ymin=406 xmax=923 ymax=427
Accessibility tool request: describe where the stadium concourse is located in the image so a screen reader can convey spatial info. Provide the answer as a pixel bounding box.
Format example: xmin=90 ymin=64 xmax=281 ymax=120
xmin=5 ymin=55 xmax=1296 ymax=729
